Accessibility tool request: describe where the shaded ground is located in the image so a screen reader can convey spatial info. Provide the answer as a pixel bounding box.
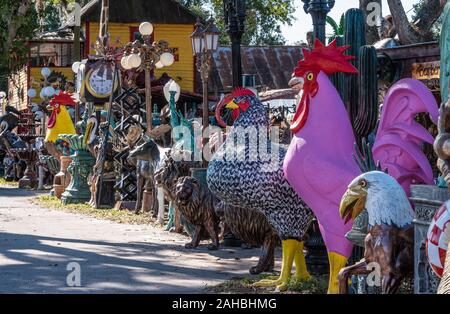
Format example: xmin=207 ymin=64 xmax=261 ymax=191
xmin=0 ymin=186 xmax=282 ymax=293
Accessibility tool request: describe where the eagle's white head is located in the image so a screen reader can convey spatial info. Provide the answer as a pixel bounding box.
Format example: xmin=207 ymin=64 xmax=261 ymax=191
xmin=339 ymin=171 xmax=414 ymax=228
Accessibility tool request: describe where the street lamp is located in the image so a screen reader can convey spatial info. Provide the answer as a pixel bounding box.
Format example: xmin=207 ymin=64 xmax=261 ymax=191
xmin=224 ymin=0 xmax=246 ymax=88
xmin=121 ymin=21 xmax=175 ymax=134
xmin=302 ymin=0 xmax=335 ymax=43
xmin=190 ymin=17 xmax=220 ymax=144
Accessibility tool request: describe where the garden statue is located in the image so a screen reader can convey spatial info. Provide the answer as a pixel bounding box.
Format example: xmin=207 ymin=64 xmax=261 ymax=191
xmin=44 ymin=92 xmax=77 ymax=159
xmin=154 ymin=150 xmax=202 ymax=234
xmin=338 ymin=171 xmax=414 ymax=294
xmin=283 ymin=39 xmax=438 ymax=293
xmin=207 ymin=87 xmax=314 ymax=292
xmin=128 ymin=136 xmax=169 ymax=215
xmin=174 ymin=176 xmax=220 ymax=250
xmin=59 ymin=133 xmax=95 ymax=205
xmin=216 ymin=202 xmax=280 ymax=274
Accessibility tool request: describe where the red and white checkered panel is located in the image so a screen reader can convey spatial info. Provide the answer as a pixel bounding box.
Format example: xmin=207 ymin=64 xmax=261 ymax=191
xmin=426 ymin=200 xmax=450 ymax=278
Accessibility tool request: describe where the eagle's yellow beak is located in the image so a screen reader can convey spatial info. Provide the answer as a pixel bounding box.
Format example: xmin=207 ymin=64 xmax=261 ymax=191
xmin=339 ymin=185 xmax=367 ymax=224
xmin=225 ymin=101 xmax=239 ymax=110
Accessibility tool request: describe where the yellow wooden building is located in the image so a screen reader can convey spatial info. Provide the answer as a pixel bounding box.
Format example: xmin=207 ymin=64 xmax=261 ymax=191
xmin=8 ymin=0 xmax=198 ymax=111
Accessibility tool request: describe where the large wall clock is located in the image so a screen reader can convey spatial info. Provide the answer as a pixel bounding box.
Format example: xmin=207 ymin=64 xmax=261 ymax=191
xmin=82 ymin=59 xmax=119 ymax=103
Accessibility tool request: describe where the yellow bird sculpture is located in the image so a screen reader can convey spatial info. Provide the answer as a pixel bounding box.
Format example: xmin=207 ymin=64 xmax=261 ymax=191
xmin=44 ymin=91 xmax=77 ymax=143
xmin=44 ymin=91 xmax=77 ymax=159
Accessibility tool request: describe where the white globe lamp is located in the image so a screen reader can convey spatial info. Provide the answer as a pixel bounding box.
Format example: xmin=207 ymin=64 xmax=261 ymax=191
xmin=139 ymin=22 xmax=154 ymax=36
xmin=160 ymin=52 xmax=174 ymax=67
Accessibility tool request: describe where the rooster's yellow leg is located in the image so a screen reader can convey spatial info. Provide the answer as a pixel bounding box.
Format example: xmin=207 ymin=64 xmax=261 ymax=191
xmin=294 ymin=242 xmax=311 ymax=281
xmin=252 ymin=239 xmax=299 ymax=291
xmin=327 ymin=252 xmax=348 ymax=294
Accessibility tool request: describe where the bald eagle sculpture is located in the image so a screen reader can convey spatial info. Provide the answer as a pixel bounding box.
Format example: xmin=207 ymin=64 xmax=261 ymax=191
xmin=338 ymin=171 xmax=414 ymax=294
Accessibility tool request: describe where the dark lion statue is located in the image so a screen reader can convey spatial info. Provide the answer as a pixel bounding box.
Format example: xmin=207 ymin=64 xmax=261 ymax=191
xmin=156 ymin=151 xmax=279 ymax=273
xmin=216 ymin=202 xmax=279 ymax=274
xmin=174 ymin=176 xmax=220 ymax=250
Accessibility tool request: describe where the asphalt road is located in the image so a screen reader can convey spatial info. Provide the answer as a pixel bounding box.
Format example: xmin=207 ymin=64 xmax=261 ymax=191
xmin=0 ymin=186 xmax=274 ymax=293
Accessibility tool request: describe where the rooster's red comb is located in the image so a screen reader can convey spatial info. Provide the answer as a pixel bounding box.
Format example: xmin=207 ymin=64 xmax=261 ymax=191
xmin=294 ymin=39 xmax=358 ymax=77
xmin=224 ymin=87 xmax=255 ymax=103
xmin=50 ymin=91 xmax=76 ymax=106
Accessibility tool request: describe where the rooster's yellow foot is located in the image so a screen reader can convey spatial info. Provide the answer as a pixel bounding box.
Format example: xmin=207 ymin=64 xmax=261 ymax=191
xmin=252 ymin=277 xmax=288 ymax=292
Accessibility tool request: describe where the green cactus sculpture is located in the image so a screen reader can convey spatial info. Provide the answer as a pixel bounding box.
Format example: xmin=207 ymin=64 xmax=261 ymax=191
xmin=355 ymin=45 xmax=378 ymax=146
xmin=329 ymin=35 xmax=345 ymax=100
xmin=343 ymin=8 xmax=366 ymax=124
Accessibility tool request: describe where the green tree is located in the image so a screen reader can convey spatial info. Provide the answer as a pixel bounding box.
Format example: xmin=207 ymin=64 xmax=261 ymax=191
xmin=0 ymin=1 xmax=38 ymax=91
xmin=0 ymin=0 xmax=74 ymax=91
xmin=178 ymin=0 xmax=295 ymax=45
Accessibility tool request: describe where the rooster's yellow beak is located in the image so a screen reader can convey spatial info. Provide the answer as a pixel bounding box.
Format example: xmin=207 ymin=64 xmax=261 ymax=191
xmin=225 ymin=101 xmax=239 ymax=110
xmin=339 ymin=185 xmax=367 ymax=224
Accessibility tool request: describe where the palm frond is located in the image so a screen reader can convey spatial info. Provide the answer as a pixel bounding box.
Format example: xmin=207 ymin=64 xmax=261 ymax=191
xmin=338 ymin=13 xmax=345 ymax=35
xmin=326 ymin=16 xmax=339 ymax=36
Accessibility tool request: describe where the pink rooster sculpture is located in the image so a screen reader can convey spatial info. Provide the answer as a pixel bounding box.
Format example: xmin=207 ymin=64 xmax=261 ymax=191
xmin=283 ymin=39 xmax=439 ymax=293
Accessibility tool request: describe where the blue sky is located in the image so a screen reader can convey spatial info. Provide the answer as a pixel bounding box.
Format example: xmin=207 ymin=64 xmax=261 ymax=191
xmin=281 ymin=0 xmax=420 ymax=44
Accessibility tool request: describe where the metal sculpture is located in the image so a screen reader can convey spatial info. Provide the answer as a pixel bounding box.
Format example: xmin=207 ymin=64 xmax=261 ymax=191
xmin=110 ymin=88 xmax=145 ymax=202
xmin=217 ymin=202 xmax=280 ymax=274
xmin=302 ymin=0 xmax=335 ymax=43
xmin=284 ymin=39 xmax=438 ymax=293
xmin=174 ymin=176 xmax=220 ymax=250
xmin=207 ymin=88 xmax=314 ymax=292
xmin=128 ymin=138 xmax=167 ymax=214
xmin=338 ymin=171 xmax=414 ymax=294
xmin=223 ymin=0 xmax=246 ymax=88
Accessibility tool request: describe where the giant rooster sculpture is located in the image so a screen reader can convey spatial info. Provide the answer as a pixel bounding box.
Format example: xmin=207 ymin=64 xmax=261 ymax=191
xmin=283 ymin=39 xmax=439 ymax=293
xmin=44 ymin=92 xmax=77 ymax=158
xmin=207 ymin=88 xmax=314 ymax=292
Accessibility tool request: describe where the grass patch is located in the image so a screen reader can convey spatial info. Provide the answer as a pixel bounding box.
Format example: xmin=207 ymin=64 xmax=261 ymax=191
xmin=0 ymin=177 xmax=19 ymax=187
xmin=205 ymin=273 xmax=328 ymax=294
xmin=33 ymin=195 xmax=163 ymax=226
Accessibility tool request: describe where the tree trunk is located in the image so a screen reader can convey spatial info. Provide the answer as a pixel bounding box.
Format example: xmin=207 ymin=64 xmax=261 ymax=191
xmin=387 ymin=0 xmax=445 ymax=44
xmin=413 ymin=0 xmax=445 ymax=35
xmin=360 ymin=0 xmax=381 ymax=44
xmin=387 ymin=0 xmax=423 ymax=44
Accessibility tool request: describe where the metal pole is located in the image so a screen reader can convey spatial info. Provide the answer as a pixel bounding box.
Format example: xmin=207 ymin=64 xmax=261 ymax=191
xmin=145 ymin=65 xmax=152 ymax=134
xmin=224 ymin=0 xmax=246 ymax=88
xmin=302 ymin=0 xmax=335 ymax=43
xmin=231 ymin=38 xmax=242 ymax=88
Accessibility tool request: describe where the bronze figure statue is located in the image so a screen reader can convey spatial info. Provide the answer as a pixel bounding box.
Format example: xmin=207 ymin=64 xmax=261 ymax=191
xmin=338 ymin=171 xmax=414 ymax=294
xmin=174 ymin=176 xmax=221 ymax=250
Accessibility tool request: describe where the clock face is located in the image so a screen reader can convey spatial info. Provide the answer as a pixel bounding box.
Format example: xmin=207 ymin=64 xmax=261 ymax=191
xmin=86 ymin=65 xmax=117 ymax=98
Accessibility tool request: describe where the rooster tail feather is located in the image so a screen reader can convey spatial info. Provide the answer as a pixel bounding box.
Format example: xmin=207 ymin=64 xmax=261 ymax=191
xmin=373 ymin=78 xmax=439 ymax=195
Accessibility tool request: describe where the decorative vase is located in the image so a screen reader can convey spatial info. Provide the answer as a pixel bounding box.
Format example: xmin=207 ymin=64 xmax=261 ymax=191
xmin=53 ymin=156 xmax=72 ymax=199
xmin=60 ymin=134 xmax=95 ymax=205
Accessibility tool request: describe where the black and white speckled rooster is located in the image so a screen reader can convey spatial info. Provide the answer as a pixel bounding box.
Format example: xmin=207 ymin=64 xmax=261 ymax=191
xmin=207 ymin=88 xmax=314 ymax=291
